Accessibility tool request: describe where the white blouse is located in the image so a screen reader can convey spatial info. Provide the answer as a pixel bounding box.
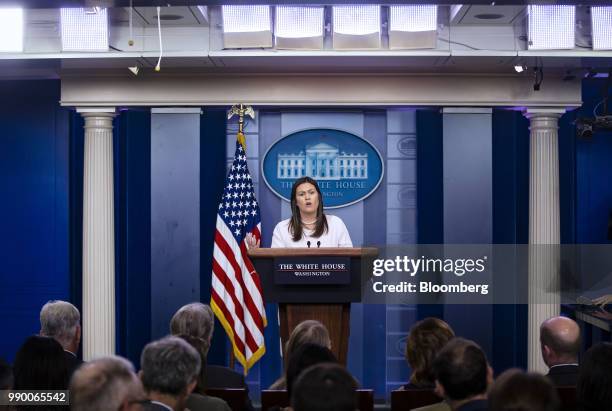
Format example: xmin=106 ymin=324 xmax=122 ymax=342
xmin=271 ymin=215 xmax=353 ymax=248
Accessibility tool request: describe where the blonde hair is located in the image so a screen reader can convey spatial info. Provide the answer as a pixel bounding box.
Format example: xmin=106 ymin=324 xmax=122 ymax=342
xmin=285 ymin=320 xmax=331 ymax=368
xmin=405 ymin=317 xmax=455 ymax=387
xmin=269 ymin=320 xmax=332 ymax=390
xmin=170 ymin=303 xmax=214 ymax=350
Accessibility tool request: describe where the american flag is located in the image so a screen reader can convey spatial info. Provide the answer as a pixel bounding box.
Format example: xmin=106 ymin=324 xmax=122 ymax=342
xmin=211 ymin=136 xmax=267 ymax=373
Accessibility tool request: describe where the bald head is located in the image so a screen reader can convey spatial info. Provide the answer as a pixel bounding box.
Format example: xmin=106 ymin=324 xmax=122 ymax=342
xmin=540 ymin=316 xmax=581 ymax=366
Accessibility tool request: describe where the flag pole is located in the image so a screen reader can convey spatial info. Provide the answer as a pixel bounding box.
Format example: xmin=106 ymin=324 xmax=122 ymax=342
xmin=226 ymin=103 xmax=255 ymax=371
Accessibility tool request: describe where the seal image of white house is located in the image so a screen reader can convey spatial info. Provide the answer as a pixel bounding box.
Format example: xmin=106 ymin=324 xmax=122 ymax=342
xmin=277 ymin=142 xmax=368 ymax=180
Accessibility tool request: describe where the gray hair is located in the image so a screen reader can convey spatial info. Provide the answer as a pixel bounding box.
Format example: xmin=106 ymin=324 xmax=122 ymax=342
xmin=70 ymin=356 xmax=142 ymax=411
xmin=40 ymin=300 xmax=80 ymax=348
xmin=141 ymin=336 xmax=201 ymax=396
xmin=170 ymin=303 xmax=214 ymax=345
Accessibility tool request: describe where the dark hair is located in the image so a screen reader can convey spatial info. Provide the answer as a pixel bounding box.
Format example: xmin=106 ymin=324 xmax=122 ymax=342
xmin=13 ymin=335 xmax=69 ymax=391
xmin=291 ymin=363 xmax=357 ymax=411
xmin=577 ymin=342 xmax=612 ymax=411
xmin=489 ymin=369 xmax=560 ymax=411
xmin=12 ymin=335 xmax=70 ymax=411
xmin=405 ymin=317 xmax=455 ymax=387
xmin=432 ymin=337 xmax=488 ymax=401
xmin=288 ymin=176 xmax=328 ymax=242
xmin=0 ymin=357 xmax=13 ymax=390
xmin=176 ymin=334 xmax=209 ymax=393
xmin=286 ymin=343 xmax=337 ymax=399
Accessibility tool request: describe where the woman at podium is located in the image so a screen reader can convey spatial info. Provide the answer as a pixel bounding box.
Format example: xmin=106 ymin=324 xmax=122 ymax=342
xmin=268 ymin=176 xmax=352 ymax=248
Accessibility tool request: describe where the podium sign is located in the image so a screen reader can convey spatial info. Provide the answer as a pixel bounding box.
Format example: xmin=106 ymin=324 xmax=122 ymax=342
xmin=274 ymin=257 xmax=351 ymax=285
xmin=249 ymin=247 xmax=377 ymax=364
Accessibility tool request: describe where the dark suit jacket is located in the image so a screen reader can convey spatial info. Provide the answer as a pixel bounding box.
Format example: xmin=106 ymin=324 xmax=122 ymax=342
xmin=64 ymin=350 xmax=83 ymax=378
xmin=207 ymin=365 xmax=254 ymax=411
xmin=546 ymin=364 xmax=579 ymax=386
xmin=456 ymin=399 xmax=488 ymax=411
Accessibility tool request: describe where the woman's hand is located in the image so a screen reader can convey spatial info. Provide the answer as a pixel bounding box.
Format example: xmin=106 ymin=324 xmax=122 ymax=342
xmin=592 ymin=294 xmax=612 ymax=308
xmin=245 ymin=233 xmax=260 ymax=249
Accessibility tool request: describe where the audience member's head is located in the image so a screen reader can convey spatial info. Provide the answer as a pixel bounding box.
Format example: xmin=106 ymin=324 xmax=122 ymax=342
xmin=39 ymin=300 xmax=81 ymax=353
xmin=170 ymin=303 xmax=215 ymax=351
xmin=176 ymin=334 xmax=209 ymax=394
xmin=285 ymin=320 xmax=331 ymax=369
xmin=539 ymin=316 xmax=580 ymax=367
xmin=70 ymin=356 xmax=145 ymax=411
xmin=577 ymin=342 xmax=612 ymax=411
xmin=489 ymin=369 xmax=560 ymax=411
xmin=405 ymin=317 xmax=455 ymax=387
xmin=0 ymin=358 xmax=13 ymax=390
xmin=285 ymin=343 xmax=338 ymax=399
xmin=13 ymin=335 xmax=69 ymax=390
xmin=140 ymin=336 xmax=201 ymax=410
xmin=291 ymin=363 xmax=357 ymax=411
xmin=432 ymin=337 xmax=492 ymax=404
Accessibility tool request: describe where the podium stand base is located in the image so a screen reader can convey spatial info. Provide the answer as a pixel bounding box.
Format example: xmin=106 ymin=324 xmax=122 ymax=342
xmin=278 ymin=303 xmax=350 ymax=365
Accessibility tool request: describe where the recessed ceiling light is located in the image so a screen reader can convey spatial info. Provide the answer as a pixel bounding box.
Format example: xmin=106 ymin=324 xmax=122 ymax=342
xmin=160 ymin=14 xmax=182 ymax=21
xmin=474 ymin=13 xmax=504 ymax=20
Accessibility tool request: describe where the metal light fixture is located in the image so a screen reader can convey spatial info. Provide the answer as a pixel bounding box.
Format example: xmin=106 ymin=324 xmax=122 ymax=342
xmin=527 ymin=5 xmax=575 ymax=50
xmin=222 ymin=5 xmax=272 ymax=49
xmin=389 ymin=5 xmax=438 ymax=49
xmin=61 ymin=8 xmax=109 ymax=51
xmin=332 ymin=5 xmax=381 ymax=50
xmin=275 ymin=6 xmax=324 ymax=50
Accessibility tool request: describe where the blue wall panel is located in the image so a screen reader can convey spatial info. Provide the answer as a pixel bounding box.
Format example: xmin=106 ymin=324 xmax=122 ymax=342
xmin=576 ymin=79 xmax=612 ymax=244
xmin=200 ymin=109 xmax=232 ymax=366
xmin=0 ymin=80 xmax=70 ymax=361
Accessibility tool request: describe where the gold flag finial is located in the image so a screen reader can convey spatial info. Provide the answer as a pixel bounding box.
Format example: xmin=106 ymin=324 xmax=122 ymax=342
xmin=228 ymin=104 xmax=255 ymax=149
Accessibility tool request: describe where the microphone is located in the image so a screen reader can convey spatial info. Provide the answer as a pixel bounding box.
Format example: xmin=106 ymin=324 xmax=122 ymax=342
xmin=307 ymin=241 xmax=311 ymax=248
xmin=317 ymin=241 xmax=321 ymax=248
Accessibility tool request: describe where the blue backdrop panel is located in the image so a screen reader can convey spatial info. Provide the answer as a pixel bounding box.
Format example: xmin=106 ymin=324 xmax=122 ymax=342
xmin=199 ymin=108 xmax=231 ymax=366
xmin=491 ymin=109 xmax=529 ymax=374
xmin=116 ymin=109 xmax=152 ymax=366
xmin=150 ymin=111 xmax=202 ymax=340
xmin=442 ymin=110 xmax=493 ymax=359
xmin=0 ymin=80 xmax=70 ymax=361
xmin=576 ymin=79 xmax=612 ymax=244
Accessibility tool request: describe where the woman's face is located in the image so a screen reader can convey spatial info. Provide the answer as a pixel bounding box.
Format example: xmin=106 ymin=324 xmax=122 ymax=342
xmin=295 ymin=182 xmax=319 ymax=216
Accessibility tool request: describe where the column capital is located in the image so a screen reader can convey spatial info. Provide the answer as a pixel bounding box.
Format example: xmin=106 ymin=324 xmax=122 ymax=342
xmin=76 ymin=107 xmax=116 ymax=117
xmin=522 ymin=107 xmax=566 ymax=119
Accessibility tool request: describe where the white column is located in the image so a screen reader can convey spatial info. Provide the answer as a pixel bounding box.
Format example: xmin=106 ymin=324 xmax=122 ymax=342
xmin=524 ymin=108 xmax=565 ymax=372
xmin=78 ymin=107 xmax=116 ymax=360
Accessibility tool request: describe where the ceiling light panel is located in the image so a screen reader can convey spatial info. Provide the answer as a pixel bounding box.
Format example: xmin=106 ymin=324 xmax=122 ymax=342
xmin=390 ymin=5 xmax=437 ymax=33
xmin=389 ymin=5 xmax=437 ymax=49
xmin=0 ymin=8 xmax=24 ymax=52
xmin=61 ymin=8 xmax=109 ymax=52
xmin=275 ymin=6 xmax=324 ymax=49
xmin=528 ymin=5 xmax=575 ymax=50
xmin=333 ymin=5 xmax=381 ymax=49
xmin=591 ymin=6 xmax=612 ymax=50
xmin=222 ymin=5 xmax=272 ymax=48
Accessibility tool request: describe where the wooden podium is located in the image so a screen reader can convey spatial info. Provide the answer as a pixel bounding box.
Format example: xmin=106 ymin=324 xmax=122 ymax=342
xmin=248 ymin=247 xmax=377 ymax=365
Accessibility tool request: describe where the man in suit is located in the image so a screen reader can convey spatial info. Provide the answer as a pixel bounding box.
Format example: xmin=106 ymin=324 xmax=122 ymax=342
xmin=39 ymin=300 xmax=83 ymax=377
xmin=140 ymin=336 xmax=200 ymax=411
xmin=170 ymin=302 xmax=254 ymax=410
xmin=540 ymin=316 xmax=581 ymax=386
xmin=432 ymin=338 xmax=492 ymax=411
xmin=71 ymin=356 xmax=146 ymax=411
